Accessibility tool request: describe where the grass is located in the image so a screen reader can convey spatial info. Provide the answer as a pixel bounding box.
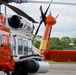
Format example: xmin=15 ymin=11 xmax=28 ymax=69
xmin=48 ymin=61 xmax=76 ymax=64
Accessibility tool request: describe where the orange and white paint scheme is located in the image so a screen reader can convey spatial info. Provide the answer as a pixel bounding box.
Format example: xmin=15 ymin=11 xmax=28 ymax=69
xmin=0 ymin=13 xmax=50 ymax=74
xmin=0 ymin=14 xmax=6 ymax=27
xmin=39 ymin=14 xmax=76 ymax=62
xmin=0 ymin=14 xmax=15 ymax=71
xmin=39 ymin=14 xmax=56 ymax=59
xmin=40 ymin=14 xmax=56 ymax=51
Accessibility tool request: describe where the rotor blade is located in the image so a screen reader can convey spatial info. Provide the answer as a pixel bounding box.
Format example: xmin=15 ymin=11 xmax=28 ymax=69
xmin=27 ymin=1 xmax=76 ymax=6
xmin=4 ymin=0 xmax=76 ymax=6
xmin=40 ymin=5 xmax=46 ymax=24
xmin=1 ymin=2 xmax=38 ymax=23
xmin=44 ymin=0 xmax=53 ymax=15
xmin=40 ymin=5 xmax=44 ymax=18
xmin=39 ymin=0 xmax=53 ymax=26
xmin=32 ymin=5 xmax=45 ymax=42
xmin=35 ymin=20 xmax=42 ymax=35
xmin=33 ymin=0 xmax=53 ymax=42
xmin=32 ymin=20 xmax=42 ymax=43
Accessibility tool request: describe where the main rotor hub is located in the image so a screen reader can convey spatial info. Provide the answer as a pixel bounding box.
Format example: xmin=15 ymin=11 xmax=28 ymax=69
xmin=46 ymin=14 xmax=56 ymax=25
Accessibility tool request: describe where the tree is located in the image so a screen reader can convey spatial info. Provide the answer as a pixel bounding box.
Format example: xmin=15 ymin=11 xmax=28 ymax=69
xmin=35 ymin=35 xmax=42 ymax=42
xmin=33 ymin=41 xmax=41 ymax=49
xmin=33 ymin=36 xmax=75 ymax=50
xmin=50 ymin=37 xmax=63 ymax=50
xmin=61 ymin=36 xmax=72 ymax=49
xmin=71 ymin=38 xmax=76 ymax=48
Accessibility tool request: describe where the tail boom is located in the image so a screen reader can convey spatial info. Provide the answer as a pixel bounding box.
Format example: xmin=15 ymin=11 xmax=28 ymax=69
xmin=39 ymin=14 xmax=56 ymax=55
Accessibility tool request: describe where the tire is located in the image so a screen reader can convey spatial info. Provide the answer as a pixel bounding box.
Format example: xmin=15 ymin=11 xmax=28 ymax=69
xmin=12 ymin=71 xmax=21 ymax=75
xmin=12 ymin=70 xmax=28 ymax=75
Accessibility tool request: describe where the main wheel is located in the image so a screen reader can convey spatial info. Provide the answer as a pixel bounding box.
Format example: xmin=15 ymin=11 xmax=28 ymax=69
xmin=12 ymin=70 xmax=28 ymax=75
xmin=12 ymin=70 xmax=21 ymax=75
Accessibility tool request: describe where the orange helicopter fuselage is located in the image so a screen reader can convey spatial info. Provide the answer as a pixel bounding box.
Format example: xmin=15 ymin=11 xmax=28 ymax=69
xmin=0 ymin=14 xmax=15 ymax=71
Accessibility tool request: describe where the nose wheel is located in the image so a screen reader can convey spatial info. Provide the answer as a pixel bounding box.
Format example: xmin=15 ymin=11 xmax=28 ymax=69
xmin=4 ymin=71 xmax=12 ymax=75
xmin=12 ymin=71 xmax=28 ymax=75
xmin=4 ymin=70 xmax=28 ymax=75
xmin=12 ymin=69 xmax=28 ymax=75
xmin=12 ymin=70 xmax=21 ymax=75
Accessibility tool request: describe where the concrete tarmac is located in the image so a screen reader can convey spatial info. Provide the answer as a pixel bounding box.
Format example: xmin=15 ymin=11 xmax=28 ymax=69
xmin=0 ymin=64 xmax=76 ymax=75
xmin=40 ymin=64 xmax=76 ymax=75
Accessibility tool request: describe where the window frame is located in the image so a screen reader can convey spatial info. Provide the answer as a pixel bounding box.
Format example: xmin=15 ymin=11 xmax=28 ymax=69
xmin=23 ymin=40 xmax=28 ymax=55
xmin=18 ymin=38 xmax=23 ymax=55
xmin=11 ymin=35 xmax=16 ymax=55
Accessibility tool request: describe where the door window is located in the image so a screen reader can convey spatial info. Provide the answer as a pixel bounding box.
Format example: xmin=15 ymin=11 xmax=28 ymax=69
xmin=18 ymin=39 xmax=22 ymax=55
xmin=23 ymin=40 xmax=28 ymax=55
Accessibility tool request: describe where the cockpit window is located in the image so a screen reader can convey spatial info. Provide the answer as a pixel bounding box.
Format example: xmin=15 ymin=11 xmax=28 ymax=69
xmin=23 ymin=40 xmax=28 ymax=55
xmin=11 ymin=36 xmax=16 ymax=55
xmin=18 ymin=39 xmax=22 ymax=55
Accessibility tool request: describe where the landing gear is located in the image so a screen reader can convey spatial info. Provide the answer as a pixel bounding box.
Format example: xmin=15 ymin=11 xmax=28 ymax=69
xmin=12 ymin=68 xmax=28 ymax=75
xmin=4 ymin=71 xmax=12 ymax=75
xmin=12 ymin=70 xmax=21 ymax=75
xmin=12 ymin=70 xmax=28 ymax=75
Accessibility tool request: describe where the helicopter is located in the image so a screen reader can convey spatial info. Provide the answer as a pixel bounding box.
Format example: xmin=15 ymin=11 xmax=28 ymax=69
xmin=0 ymin=0 xmax=76 ymax=75
xmin=0 ymin=1 xmax=51 ymax=75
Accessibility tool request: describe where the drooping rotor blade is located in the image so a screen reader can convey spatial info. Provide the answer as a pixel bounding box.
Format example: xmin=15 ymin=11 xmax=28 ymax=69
xmin=1 ymin=1 xmax=38 ymax=23
xmin=32 ymin=6 xmax=44 ymax=43
xmin=40 ymin=5 xmax=44 ymax=19
xmin=32 ymin=6 xmax=43 ymax=42
xmin=44 ymin=0 xmax=53 ymax=15
xmin=27 ymin=1 xmax=76 ymax=6
xmin=40 ymin=5 xmax=45 ymax=24
xmin=55 ymin=7 xmax=64 ymax=19
xmin=2 ymin=0 xmax=76 ymax=6
xmin=32 ymin=0 xmax=53 ymax=42
xmin=32 ymin=20 xmax=42 ymax=43
xmin=0 ymin=0 xmax=12 ymax=3
xmin=40 ymin=0 xmax=53 ymax=25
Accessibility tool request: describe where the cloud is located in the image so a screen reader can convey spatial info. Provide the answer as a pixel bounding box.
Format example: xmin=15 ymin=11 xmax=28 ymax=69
xmin=1 ymin=0 xmax=76 ymax=38
xmin=34 ymin=3 xmax=76 ymax=38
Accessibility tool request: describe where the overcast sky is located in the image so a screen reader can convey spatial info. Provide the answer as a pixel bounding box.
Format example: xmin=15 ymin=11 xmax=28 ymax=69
xmin=1 ymin=0 xmax=76 ymax=38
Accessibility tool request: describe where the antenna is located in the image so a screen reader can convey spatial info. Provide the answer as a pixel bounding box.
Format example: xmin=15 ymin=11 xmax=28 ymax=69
xmin=55 ymin=7 xmax=64 ymax=19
